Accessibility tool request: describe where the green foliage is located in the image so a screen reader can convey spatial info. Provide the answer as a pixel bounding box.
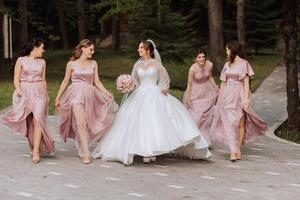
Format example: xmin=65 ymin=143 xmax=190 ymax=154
xmin=245 ymin=0 xmax=282 ymax=54
xmin=90 ymin=0 xmax=134 ymax=22
xmin=27 ymin=1 xmax=60 ymax=43
xmin=127 ymin=0 xmax=196 ymax=62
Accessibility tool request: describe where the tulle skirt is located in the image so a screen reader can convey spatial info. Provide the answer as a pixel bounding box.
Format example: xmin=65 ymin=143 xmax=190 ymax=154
xmin=92 ymin=84 xmax=211 ymax=165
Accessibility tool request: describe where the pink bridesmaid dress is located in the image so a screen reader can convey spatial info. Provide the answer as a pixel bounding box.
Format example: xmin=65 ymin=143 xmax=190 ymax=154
xmin=183 ymin=62 xmax=218 ymax=145
xmin=2 ymin=56 xmax=55 ymax=155
xmin=59 ymin=60 xmax=117 ymax=153
xmin=210 ymin=59 xmax=267 ymax=153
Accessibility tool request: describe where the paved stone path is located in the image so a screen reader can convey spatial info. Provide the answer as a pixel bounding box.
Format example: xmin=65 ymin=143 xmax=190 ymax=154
xmin=0 ymin=64 xmax=299 ymax=200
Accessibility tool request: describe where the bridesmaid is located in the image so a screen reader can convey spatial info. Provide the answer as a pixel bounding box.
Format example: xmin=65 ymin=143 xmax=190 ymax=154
xmin=2 ymin=38 xmax=55 ymax=163
xmin=210 ymin=40 xmax=267 ymax=162
xmin=183 ymin=50 xmax=219 ymax=145
xmin=55 ymin=39 xmax=117 ymax=164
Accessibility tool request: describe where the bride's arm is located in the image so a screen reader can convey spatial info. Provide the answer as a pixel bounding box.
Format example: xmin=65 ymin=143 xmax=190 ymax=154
xmin=157 ymin=63 xmax=170 ymax=96
xmin=131 ymin=63 xmax=140 ymax=88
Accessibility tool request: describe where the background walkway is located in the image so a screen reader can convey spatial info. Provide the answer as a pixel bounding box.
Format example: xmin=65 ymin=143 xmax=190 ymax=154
xmin=0 ymin=64 xmax=299 ymax=200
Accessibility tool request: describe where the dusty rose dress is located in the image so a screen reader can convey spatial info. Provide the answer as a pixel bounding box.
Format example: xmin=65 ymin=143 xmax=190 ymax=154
xmin=2 ymin=56 xmax=55 ymax=155
xmin=183 ymin=62 xmax=218 ymax=145
xmin=59 ymin=60 xmax=117 ymax=154
xmin=210 ymin=59 xmax=267 ymax=153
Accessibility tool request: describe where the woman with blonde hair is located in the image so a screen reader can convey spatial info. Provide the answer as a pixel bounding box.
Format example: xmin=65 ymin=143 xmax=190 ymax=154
xmin=55 ymin=39 xmax=117 ymax=164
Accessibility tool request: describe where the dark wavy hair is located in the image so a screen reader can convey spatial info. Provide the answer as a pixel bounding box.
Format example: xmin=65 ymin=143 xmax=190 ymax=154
xmin=19 ymin=38 xmax=45 ymax=57
xmin=226 ymin=40 xmax=244 ymax=64
xmin=140 ymin=40 xmax=155 ymax=58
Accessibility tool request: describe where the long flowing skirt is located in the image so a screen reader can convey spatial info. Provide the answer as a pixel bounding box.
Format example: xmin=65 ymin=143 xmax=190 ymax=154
xmin=2 ymin=82 xmax=55 ymax=155
xmin=183 ymin=81 xmax=218 ymax=145
xmin=210 ymin=83 xmax=267 ymax=153
xmin=59 ymin=83 xmax=117 ymax=155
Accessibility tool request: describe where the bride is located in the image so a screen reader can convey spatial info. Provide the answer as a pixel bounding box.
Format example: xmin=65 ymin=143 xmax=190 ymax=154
xmin=92 ymin=39 xmax=211 ymax=165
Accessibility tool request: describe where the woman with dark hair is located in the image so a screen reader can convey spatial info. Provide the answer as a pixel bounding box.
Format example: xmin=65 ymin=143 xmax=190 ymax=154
xmin=183 ymin=50 xmax=219 ymax=145
xmin=210 ymin=40 xmax=267 ymax=162
xmin=55 ymin=39 xmax=117 ymax=164
xmin=92 ymin=39 xmax=211 ymax=165
xmin=2 ymin=38 xmax=55 ymax=163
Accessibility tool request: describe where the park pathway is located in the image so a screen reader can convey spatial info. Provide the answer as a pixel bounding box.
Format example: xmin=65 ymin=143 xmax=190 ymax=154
xmin=0 ymin=64 xmax=299 ymax=200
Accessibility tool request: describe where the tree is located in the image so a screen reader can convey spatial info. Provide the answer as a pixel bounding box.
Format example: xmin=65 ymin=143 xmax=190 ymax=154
xmin=236 ymin=0 xmax=245 ymax=47
xmin=55 ymin=0 xmax=69 ymax=49
xmin=0 ymin=0 xmax=4 ymax=65
xmin=18 ymin=0 xmax=28 ymax=49
xmin=282 ymin=0 xmax=300 ymax=130
xmin=91 ymin=0 xmax=134 ymax=50
xmin=128 ymin=0 xmax=196 ymax=62
xmin=245 ymin=0 xmax=281 ymax=54
xmin=77 ymin=0 xmax=86 ymax=40
xmin=208 ymin=0 xmax=224 ymax=73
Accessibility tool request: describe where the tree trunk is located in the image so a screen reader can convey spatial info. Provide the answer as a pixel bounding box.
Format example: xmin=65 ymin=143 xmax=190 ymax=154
xmin=236 ymin=0 xmax=246 ymax=48
xmin=18 ymin=0 xmax=28 ymax=49
xmin=208 ymin=0 xmax=224 ymax=73
xmin=0 ymin=0 xmax=4 ymax=66
xmin=112 ymin=14 xmax=120 ymax=51
xmin=282 ymin=0 xmax=300 ymax=130
xmin=55 ymin=0 xmax=69 ymax=49
xmin=77 ymin=0 xmax=86 ymax=40
xmin=157 ymin=0 xmax=161 ymax=30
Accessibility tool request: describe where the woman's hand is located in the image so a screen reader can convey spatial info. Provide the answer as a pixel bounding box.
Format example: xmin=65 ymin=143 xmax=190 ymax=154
xmin=243 ymin=98 xmax=250 ymax=109
xmin=55 ymin=99 xmax=61 ymax=111
xmin=105 ymin=91 xmax=113 ymax=99
xmin=214 ymin=86 xmax=220 ymax=94
xmin=16 ymin=88 xmax=22 ymax=97
xmin=161 ymin=90 xmax=168 ymax=96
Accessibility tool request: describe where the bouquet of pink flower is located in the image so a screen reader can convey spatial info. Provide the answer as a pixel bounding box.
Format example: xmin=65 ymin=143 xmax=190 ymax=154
xmin=116 ymin=74 xmax=137 ymax=93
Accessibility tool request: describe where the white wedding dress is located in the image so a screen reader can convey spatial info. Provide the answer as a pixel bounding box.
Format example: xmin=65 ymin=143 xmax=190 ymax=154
xmin=92 ymin=58 xmax=211 ymax=165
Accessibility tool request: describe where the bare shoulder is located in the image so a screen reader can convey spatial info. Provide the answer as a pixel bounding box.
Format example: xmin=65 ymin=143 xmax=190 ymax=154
xmin=189 ymin=63 xmax=198 ymax=71
xmin=91 ymin=59 xmax=98 ymax=66
xmin=205 ymin=60 xmax=213 ymax=69
xmin=66 ymin=60 xmax=74 ymax=66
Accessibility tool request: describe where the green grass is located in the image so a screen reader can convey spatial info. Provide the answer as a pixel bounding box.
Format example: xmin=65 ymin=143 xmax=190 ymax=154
xmin=0 ymin=49 xmax=282 ymax=114
xmin=275 ymin=121 xmax=300 ymax=144
xmin=0 ymin=81 xmax=14 ymax=109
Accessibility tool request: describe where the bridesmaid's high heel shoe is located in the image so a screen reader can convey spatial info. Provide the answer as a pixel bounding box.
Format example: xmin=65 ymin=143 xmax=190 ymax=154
xmin=150 ymin=156 xmax=156 ymax=162
xmin=236 ymin=152 xmax=242 ymax=160
xmin=32 ymin=150 xmax=40 ymax=164
xmin=143 ymin=157 xmax=151 ymax=163
xmin=230 ymin=153 xmax=237 ymax=162
xmin=82 ymin=156 xmax=91 ymax=164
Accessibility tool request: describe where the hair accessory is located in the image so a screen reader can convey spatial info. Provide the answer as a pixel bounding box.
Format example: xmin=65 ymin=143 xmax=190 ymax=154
xmin=146 ymin=39 xmax=156 ymax=49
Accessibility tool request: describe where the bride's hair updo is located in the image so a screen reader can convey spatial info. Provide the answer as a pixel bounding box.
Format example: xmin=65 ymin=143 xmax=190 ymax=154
xmin=140 ymin=40 xmax=155 ymax=58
